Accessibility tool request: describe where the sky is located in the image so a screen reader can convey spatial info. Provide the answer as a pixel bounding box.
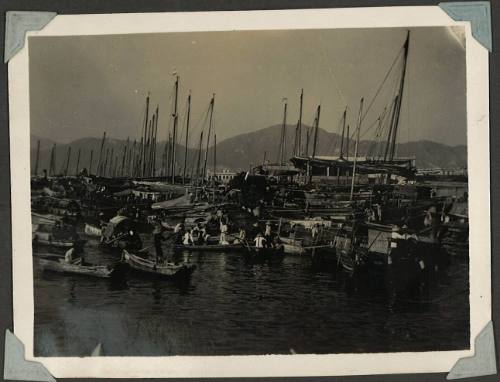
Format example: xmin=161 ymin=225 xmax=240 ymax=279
xmin=29 ymin=26 xmax=467 ymax=147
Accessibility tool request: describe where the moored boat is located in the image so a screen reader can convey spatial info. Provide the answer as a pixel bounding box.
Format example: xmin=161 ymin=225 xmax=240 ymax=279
xmin=38 ymin=258 xmax=114 ymax=278
xmin=173 ymin=243 xmax=244 ymax=252
xmin=122 ymin=250 xmax=196 ymax=279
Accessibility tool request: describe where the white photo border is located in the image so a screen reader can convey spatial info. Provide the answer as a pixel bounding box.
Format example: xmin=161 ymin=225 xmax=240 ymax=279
xmin=8 ymin=6 xmax=490 ymax=378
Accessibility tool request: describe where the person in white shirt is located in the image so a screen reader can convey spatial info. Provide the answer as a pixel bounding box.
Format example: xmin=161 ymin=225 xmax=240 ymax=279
xmin=64 ymin=247 xmax=75 ymax=263
xmin=220 ymin=220 xmax=229 ymax=245
xmin=254 ymin=233 xmax=266 ymax=248
xmin=183 ymin=231 xmax=192 ymax=245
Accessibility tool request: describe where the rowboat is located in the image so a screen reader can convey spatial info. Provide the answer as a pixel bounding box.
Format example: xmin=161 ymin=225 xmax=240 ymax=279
xmin=122 ymin=250 xmax=196 ymax=279
xmin=173 ymin=243 xmax=244 ymax=252
xmin=38 ymin=258 xmax=114 ymax=278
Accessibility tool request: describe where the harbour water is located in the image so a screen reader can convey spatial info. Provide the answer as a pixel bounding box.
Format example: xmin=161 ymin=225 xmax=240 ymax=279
xmin=33 ymin=237 xmax=470 ymax=356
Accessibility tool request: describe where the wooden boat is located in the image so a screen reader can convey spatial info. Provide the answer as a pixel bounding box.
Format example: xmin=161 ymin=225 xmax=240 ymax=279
xmin=38 ymin=258 xmax=114 ymax=278
xmin=33 ymin=237 xmax=75 ymax=248
xmin=122 ymin=250 xmax=196 ymax=279
xmin=173 ymin=243 xmax=244 ymax=252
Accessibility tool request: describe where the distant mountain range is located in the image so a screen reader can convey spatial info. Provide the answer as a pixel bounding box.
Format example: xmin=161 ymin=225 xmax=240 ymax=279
xmin=30 ymin=125 xmax=467 ymax=175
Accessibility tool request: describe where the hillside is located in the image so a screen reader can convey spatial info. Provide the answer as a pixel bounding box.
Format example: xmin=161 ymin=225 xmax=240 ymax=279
xmin=30 ymin=125 xmax=467 ymax=175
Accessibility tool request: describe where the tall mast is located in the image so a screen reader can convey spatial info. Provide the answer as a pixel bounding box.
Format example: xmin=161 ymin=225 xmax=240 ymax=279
xmin=142 ymin=93 xmax=150 ymax=177
xmin=278 ymin=99 xmax=287 ymax=164
xmin=339 ymin=108 xmax=347 ymax=158
xmin=109 ymin=148 xmax=114 ymax=177
xmin=203 ymin=95 xmax=215 ymax=181
xmin=350 ymin=98 xmax=364 ymax=201
xmin=298 ymin=88 xmax=303 ymax=156
xmin=103 ymin=149 xmax=109 ymax=177
xmin=389 ymin=31 xmax=410 ymax=161
xmin=129 ymin=141 xmax=136 ymax=177
xmin=213 ymin=133 xmax=217 ymax=198
xmin=75 ymin=148 xmax=81 ymax=176
xmin=152 ymin=107 xmax=158 ymax=177
xmin=305 ymin=123 xmax=312 ymax=157
xmin=183 ymin=93 xmax=191 ymax=184
xmin=148 ymin=117 xmax=154 ymax=176
xmin=89 ymin=149 xmax=93 ymax=175
xmin=121 ymin=137 xmax=129 ymax=177
xmin=346 ymin=125 xmax=350 ymax=160
xmin=34 ymin=140 xmax=40 ymax=176
xmin=144 ymin=118 xmax=151 ymax=176
xmin=97 ymin=131 xmax=106 ymax=177
xmin=166 ymin=133 xmax=172 ymax=178
xmin=312 ymin=105 xmax=321 ymax=158
xmin=384 ymin=95 xmax=399 ymax=161
xmin=195 ymin=131 xmax=204 ymax=184
xmin=64 ymin=147 xmax=71 ymax=176
xmin=171 ymin=75 xmax=179 ymax=183
xmin=49 ymin=144 xmax=56 ymax=176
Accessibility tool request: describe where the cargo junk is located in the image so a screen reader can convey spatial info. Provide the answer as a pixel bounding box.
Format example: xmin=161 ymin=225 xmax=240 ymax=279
xmin=30 ymin=31 xmax=468 ymax=294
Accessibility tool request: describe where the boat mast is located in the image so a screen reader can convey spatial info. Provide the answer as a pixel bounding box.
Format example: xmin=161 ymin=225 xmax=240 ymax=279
xmin=97 ymin=131 xmax=106 ymax=177
xmin=171 ymin=75 xmax=179 ymax=183
xmin=213 ymin=133 xmax=217 ymax=203
xmin=389 ymin=31 xmax=410 ymax=161
xmin=89 ymin=149 xmax=93 ymax=176
xmin=141 ymin=93 xmax=150 ymax=177
xmin=149 ymin=115 xmax=155 ymax=176
xmin=350 ymin=98 xmax=364 ymax=201
xmin=203 ymin=94 xmax=215 ymax=181
xmin=49 ymin=144 xmax=56 ymax=176
xmin=312 ymin=105 xmax=321 ymax=158
xmin=34 ymin=140 xmax=40 ymax=176
xmin=152 ymin=106 xmax=159 ymax=177
xmin=75 ymin=148 xmax=81 ymax=176
xmin=339 ymin=108 xmax=346 ymax=159
xmin=195 ymin=130 xmax=204 ymax=184
xmin=346 ymin=125 xmax=350 ymax=160
xmin=384 ymin=95 xmax=399 ymax=161
xmin=64 ymin=147 xmax=71 ymax=176
xmin=305 ymin=126 xmax=311 ymax=157
xmin=298 ymin=89 xmax=303 ymax=156
xmin=183 ymin=93 xmax=191 ymax=184
xmin=278 ymin=99 xmax=287 ymax=164
xmin=121 ymin=137 xmax=129 ymax=177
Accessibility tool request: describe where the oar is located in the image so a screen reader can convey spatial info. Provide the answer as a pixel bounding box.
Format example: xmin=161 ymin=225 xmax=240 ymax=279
xmin=137 ymin=245 xmax=154 ymax=253
xmin=104 ymin=233 xmax=128 ymax=245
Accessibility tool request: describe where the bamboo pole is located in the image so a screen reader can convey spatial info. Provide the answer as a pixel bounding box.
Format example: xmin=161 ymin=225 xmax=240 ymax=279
xmin=350 ymin=98 xmax=364 ymax=201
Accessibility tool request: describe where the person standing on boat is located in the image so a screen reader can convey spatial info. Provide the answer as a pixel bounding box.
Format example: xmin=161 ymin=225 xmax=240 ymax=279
xmin=153 ymin=223 xmax=166 ymax=263
xmin=220 ymin=220 xmax=229 ymax=245
xmin=64 ymin=247 xmax=75 ymax=263
xmin=254 ymin=233 xmax=266 ymax=249
xmin=236 ymin=227 xmax=246 ymax=244
xmin=311 ymin=224 xmax=320 ymax=240
xmin=264 ymin=221 xmax=272 ymax=248
xmin=183 ymin=231 xmax=193 ymax=245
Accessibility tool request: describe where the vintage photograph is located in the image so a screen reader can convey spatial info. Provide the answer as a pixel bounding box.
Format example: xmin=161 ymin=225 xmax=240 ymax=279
xmin=27 ymin=25 xmax=472 ymax=358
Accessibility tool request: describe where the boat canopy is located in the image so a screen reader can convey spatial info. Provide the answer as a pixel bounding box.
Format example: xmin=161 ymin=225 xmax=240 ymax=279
xmin=151 ymin=194 xmax=193 ymax=210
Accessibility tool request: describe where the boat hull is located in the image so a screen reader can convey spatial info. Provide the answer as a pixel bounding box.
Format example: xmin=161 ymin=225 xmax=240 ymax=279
xmin=123 ymin=250 xmax=196 ymax=279
xmin=38 ymin=258 xmax=113 ymax=278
